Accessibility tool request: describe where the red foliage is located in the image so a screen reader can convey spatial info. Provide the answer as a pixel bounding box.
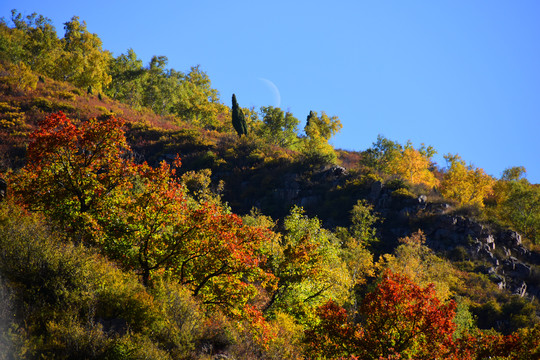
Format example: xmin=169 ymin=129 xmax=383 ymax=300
xmin=305 ymin=270 xmax=539 ymax=360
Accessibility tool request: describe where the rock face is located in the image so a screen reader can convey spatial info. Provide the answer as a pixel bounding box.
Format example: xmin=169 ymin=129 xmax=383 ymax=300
xmin=0 ymin=178 xmax=6 ymax=201
xmin=366 ymin=181 xmax=540 ymax=300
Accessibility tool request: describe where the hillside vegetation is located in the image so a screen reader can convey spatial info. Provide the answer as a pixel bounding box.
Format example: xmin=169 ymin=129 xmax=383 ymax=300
xmin=0 ymin=10 xmax=539 ymax=359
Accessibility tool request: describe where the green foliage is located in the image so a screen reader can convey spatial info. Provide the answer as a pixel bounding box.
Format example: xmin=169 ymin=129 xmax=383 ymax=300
xmin=259 ymin=106 xmax=299 ymax=149
xmin=300 ymin=110 xmax=342 ymax=165
xmin=54 ymin=16 xmax=112 ymax=92
xmin=264 ymin=206 xmax=350 ymax=323
xmin=489 ymin=170 xmax=540 ymax=244
xmin=232 ymin=93 xmax=248 ymax=136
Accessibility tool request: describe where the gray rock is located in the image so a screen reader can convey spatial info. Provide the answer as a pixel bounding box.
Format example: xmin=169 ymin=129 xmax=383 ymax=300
xmin=513 ymin=282 xmax=527 ymax=297
xmin=0 ymin=178 xmax=5 ymax=201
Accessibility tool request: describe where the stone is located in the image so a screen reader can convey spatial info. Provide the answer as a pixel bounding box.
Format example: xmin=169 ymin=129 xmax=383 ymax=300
xmin=501 ymin=230 xmax=522 ymax=247
xmin=484 ymin=235 xmax=496 ymax=250
xmin=513 ymin=282 xmax=527 ymax=297
xmin=0 ymin=178 xmax=5 ymax=201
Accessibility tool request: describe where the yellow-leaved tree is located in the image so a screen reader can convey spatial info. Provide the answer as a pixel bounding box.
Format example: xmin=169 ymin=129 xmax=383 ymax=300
xmin=440 ymin=154 xmax=495 ymax=207
xmin=388 ymin=143 xmax=439 ymax=188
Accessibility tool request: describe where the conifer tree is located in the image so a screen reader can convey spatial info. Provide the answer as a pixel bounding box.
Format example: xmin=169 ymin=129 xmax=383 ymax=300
xmin=232 ymin=93 xmax=247 ymax=136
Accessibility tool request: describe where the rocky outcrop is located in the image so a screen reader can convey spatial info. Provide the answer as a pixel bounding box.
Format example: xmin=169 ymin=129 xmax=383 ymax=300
xmin=367 ymin=181 xmax=540 ymax=300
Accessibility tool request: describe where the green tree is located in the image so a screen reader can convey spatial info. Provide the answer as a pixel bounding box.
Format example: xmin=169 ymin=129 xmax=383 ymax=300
xmin=301 ymin=111 xmax=342 ymax=164
xmin=8 ymin=10 xmax=61 ymax=76
xmin=54 ymin=16 xmax=112 ymax=92
xmin=232 ymin=93 xmax=248 ymax=136
xmin=498 ymin=176 xmax=540 ymax=244
xmin=263 ymin=206 xmax=350 ymax=322
xmin=173 ymin=65 xmax=225 ymax=128
xmin=259 ymin=106 xmax=299 ymax=148
xmin=105 ymin=48 xmax=145 ymax=107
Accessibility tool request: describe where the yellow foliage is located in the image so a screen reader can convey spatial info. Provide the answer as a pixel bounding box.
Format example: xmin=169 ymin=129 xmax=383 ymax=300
xmin=379 ymin=230 xmax=461 ymax=301
xmin=389 ymin=147 xmax=439 ymax=187
xmin=440 ymin=154 xmax=495 ymax=207
xmin=0 ymin=62 xmax=38 ymax=91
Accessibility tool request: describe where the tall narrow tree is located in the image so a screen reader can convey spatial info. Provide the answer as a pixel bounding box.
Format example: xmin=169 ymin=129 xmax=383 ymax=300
xmin=232 ymin=93 xmax=247 ymax=136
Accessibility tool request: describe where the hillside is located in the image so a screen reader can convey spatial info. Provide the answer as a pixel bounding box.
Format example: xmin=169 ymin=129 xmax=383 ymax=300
xmin=1 ymin=10 xmax=540 ymax=359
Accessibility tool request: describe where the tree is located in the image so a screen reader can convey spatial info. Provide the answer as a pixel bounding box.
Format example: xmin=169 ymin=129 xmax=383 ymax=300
xmin=9 ymin=112 xmax=131 ymax=243
xmin=440 ymin=154 xmax=495 ymax=207
xmin=259 ymin=106 xmax=299 ymax=148
xmin=305 ymin=270 xmax=457 ymax=359
xmin=494 ymin=170 xmax=540 ymax=244
xmin=173 ymin=65 xmax=225 ymax=128
xmin=9 ymin=112 xmax=274 ymax=313
xmin=8 ymin=10 xmax=61 ymax=76
xmin=105 ymin=48 xmax=145 ymax=107
xmin=55 ymin=16 xmax=112 ymax=92
xmin=362 ymin=135 xmax=402 ymax=172
xmin=232 ymin=93 xmax=248 ymax=136
xmin=382 ymin=230 xmax=460 ymax=301
xmin=301 ymin=111 xmax=342 ymax=164
xmin=389 ymin=144 xmax=439 ymax=187
xmin=263 ymin=206 xmax=350 ymax=322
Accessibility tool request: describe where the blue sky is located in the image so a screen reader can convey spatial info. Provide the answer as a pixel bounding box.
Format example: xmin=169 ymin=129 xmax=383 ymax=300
xmin=2 ymin=1 xmax=539 ymax=183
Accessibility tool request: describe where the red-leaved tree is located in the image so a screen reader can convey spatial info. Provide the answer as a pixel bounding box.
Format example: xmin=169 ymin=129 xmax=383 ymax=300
xmin=305 ymin=270 xmax=539 ymax=360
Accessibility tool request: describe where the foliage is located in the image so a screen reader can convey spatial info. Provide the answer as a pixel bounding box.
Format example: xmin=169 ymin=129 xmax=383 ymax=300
xmin=388 ymin=145 xmax=439 ymax=188
xmin=381 ymin=230 xmax=461 ymax=301
xmin=9 ymin=111 xmax=274 ymax=316
xmin=259 ymin=106 xmax=300 ymax=149
xmin=9 ymin=112 xmax=131 ymax=243
xmin=0 ymin=61 xmax=38 ymax=93
xmin=305 ymin=270 xmax=457 ymax=359
xmin=489 ymin=168 xmax=540 ymax=244
xmin=305 ymin=270 xmax=539 ymax=360
xmin=263 ymin=206 xmax=350 ymax=323
xmin=300 ymin=110 xmax=342 ymax=165
xmin=232 ymin=93 xmax=248 ymax=136
xmin=440 ymin=154 xmax=495 ymax=207
xmin=54 ymin=16 xmax=112 ymax=92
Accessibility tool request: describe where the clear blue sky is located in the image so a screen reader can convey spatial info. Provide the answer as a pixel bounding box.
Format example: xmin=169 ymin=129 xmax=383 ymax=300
xmin=2 ymin=1 xmax=540 ymax=183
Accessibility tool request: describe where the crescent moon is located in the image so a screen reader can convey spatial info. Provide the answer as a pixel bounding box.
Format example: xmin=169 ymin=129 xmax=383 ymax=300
xmin=258 ymin=78 xmax=281 ymax=108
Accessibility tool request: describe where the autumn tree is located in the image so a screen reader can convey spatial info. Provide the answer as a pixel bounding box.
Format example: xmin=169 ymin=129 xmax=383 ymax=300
xmin=263 ymin=206 xmax=350 ymax=322
xmin=9 ymin=112 xmax=131 ymax=243
xmin=232 ymin=93 xmax=248 ymax=136
xmin=381 ymin=230 xmax=460 ymax=301
xmin=9 ymin=112 xmax=274 ymax=313
xmin=388 ymin=143 xmax=439 ymax=187
xmin=440 ymin=154 xmax=495 ymax=207
xmin=305 ymin=270 xmax=457 ymax=360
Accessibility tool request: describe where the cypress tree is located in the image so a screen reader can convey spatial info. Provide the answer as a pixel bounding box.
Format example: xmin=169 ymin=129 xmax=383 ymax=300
xmin=232 ymin=94 xmax=247 ymax=136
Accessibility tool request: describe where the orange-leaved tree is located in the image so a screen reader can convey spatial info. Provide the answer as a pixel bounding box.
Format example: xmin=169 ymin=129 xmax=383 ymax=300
xmin=9 ymin=111 xmax=132 ymax=243
xmin=305 ymin=270 xmax=539 ymax=360
xmin=305 ymin=270 xmax=457 ymax=359
xmin=9 ymin=112 xmax=275 ymax=313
